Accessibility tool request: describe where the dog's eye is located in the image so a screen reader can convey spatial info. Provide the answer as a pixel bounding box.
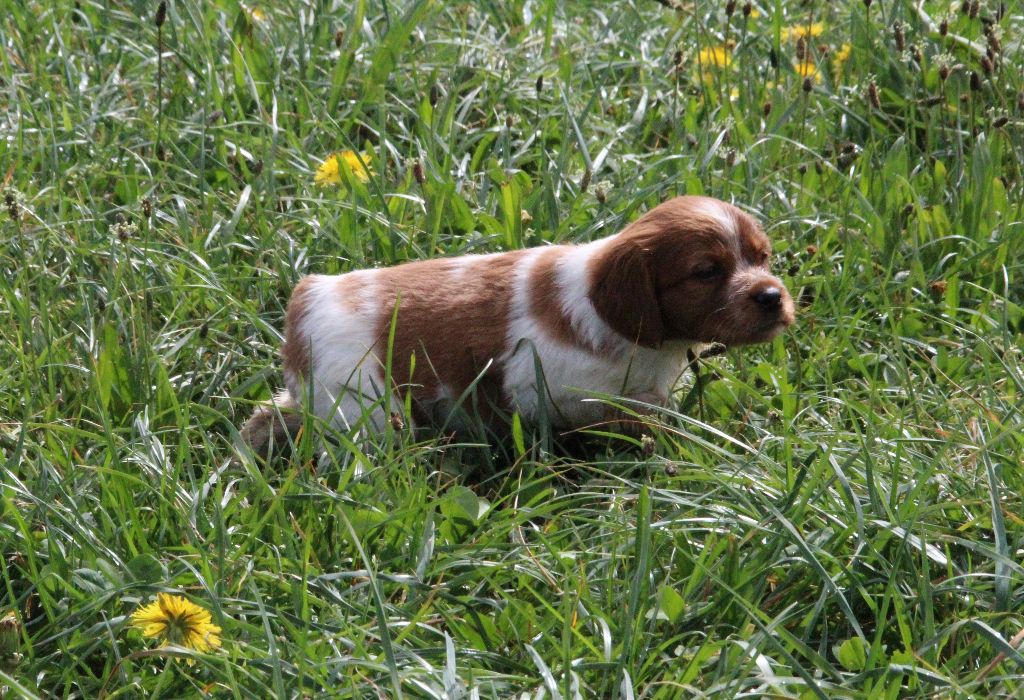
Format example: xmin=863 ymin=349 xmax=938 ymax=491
xmin=692 ymin=263 xmax=722 ymax=281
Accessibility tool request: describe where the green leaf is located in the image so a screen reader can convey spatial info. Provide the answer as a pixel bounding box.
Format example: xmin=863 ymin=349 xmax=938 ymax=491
xmin=836 ymin=637 xmax=868 ymax=671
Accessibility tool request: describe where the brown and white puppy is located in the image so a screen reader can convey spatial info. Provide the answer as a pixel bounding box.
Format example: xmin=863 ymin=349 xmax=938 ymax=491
xmin=241 ymin=196 xmax=794 ymax=451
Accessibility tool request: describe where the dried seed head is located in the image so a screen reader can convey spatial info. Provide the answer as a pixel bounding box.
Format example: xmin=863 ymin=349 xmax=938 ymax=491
xmin=939 ymin=64 xmax=951 ymax=81
xmin=802 ymin=76 xmax=813 ymax=93
xmin=1018 ymin=91 xmax=1024 ymax=112
xmin=594 ymin=180 xmax=612 ymax=203
xmin=520 ymin=209 xmax=533 ymax=225
xmin=797 ymin=163 xmax=807 ymax=174
xmin=893 ymin=22 xmax=905 ymax=52
xmin=640 ymin=434 xmax=656 ymax=458
xmin=981 ymin=55 xmax=993 ymax=74
xmin=389 ymin=412 xmax=405 ymax=431
xmin=814 ymin=160 xmax=824 ymax=174
xmin=429 ymin=83 xmax=440 ymax=106
xmin=199 ymin=322 xmax=209 ymax=339
xmin=251 ymin=158 xmax=263 ymax=176
xmin=763 ymin=100 xmax=773 ymax=116
xmin=335 ymin=29 xmax=344 ymax=48
xmin=970 ymin=71 xmax=982 ymax=91
xmin=726 ymin=0 xmax=736 ymax=16
xmin=960 ymin=0 xmax=970 ymax=13
xmin=725 ymin=149 xmax=737 ymax=167
xmin=5 ymin=193 xmax=18 ymax=220
xmin=928 ymin=279 xmax=948 ymax=297
xmin=673 ymin=49 xmax=683 ymax=68
xmin=969 ymin=1 xmax=979 ymax=19
xmin=939 ymin=18 xmax=948 ymax=36
xmin=580 ymin=168 xmax=591 ymax=193
xmin=413 ymin=160 xmax=425 ymax=184
xmin=867 ymin=80 xmax=881 ymax=109
xmin=912 ymin=45 xmax=922 ymax=64
xmin=155 ymin=0 xmax=166 ymax=28
xmin=863 ymin=0 xmax=872 ymax=7
xmin=141 ymin=197 xmax=152 ymax=217
xmin=992 ymin=115 xmax=1008 ymax=128
xmin=795 ymin=36 xmax=807 ymax=60
xmin=536 ymin=74 xmax=543 ymax=94
xmin=742 ymin=2 xmax=752 ymax=17
xmin=768 ymin=47 xmax=778 ymax=69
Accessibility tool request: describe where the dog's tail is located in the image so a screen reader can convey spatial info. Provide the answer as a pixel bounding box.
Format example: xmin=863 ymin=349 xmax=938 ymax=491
xmin=239 ymin=390 xmax=304 ymax=457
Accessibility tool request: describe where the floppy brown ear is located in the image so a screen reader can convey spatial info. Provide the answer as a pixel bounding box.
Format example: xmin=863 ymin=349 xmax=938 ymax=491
xmin=588 ymin=240 xmax=664 ymax=348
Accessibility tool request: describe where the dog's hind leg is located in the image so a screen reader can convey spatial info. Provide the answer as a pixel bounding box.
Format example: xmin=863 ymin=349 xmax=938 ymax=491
xmin=239 ymin=390 xmax=304 ymax=458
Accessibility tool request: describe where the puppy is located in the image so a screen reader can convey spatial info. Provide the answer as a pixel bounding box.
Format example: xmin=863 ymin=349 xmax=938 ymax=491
xmin=241 ymin=196 xmax=794 ymax=453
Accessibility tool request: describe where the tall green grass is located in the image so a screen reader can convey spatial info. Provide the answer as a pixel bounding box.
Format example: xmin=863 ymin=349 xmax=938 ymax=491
xmin=1 ymin=0 xmax=1022 ymax=697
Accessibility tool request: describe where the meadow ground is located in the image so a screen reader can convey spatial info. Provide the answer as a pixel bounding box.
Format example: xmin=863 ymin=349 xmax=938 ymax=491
xmin=2 ymin=0 xmax=1023 ymax=697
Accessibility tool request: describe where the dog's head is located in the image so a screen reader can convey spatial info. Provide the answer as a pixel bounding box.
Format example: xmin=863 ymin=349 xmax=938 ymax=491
xmin=588 ymin=196 xmax=795 ymax=348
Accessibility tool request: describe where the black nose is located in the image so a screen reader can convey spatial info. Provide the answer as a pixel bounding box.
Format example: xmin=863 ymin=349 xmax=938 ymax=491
xmin=754 ymin=287 xmax=783 ymax=311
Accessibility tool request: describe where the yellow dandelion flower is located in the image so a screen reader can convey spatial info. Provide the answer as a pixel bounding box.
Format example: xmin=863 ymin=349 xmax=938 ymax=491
xmin=795 ymin=60 xmax=822 ymax=83
xmin=315 ymin=150 xmax=373 ymax=185
xmin=833 ymin=43 xmax=852 ymax=65
xmin=130 ymin=593 xmax=222 ymax=653
xmin=250 ymin=7 xmax=266 ymax=23
xmin=698 ymin=45 xmax=732 ymax=69
xmin=780 ymin=22 xmax=824 ymax=41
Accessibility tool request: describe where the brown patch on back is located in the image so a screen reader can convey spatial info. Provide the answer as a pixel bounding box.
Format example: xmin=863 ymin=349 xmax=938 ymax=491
xmin=372 ymin=251 xmax=529 ymax=425
xmin=527 ymin=247 xmax=581 ymax=349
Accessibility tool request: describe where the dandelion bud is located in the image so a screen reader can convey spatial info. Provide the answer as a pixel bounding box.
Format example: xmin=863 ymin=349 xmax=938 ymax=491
xmin=413 ymin=160 xmax=425 ymax=184
xmin=893 ymin=22 xmax=905 ymax=52
xmin=580 ymin=168 xmax=591 ymax=193
xmin=981 ymin=56 xmax=993 ymax=74
xmin=992 ymin=115 xmax=1008 ymax=128
xmin=970 ymin=71 xmax=982 ymax=91
xmin=726 ymin=0 xmax=736 ymax=17
xmin=154 ymin=0 xmax=166 ymax=28
xmin=742 ymin=1 xmax=752 ymax=17
xmin=0 ymin=611 xmax=21 ymax=667
xmin=867 ymin=81 xmax=881 ymax=109
xmin=763 ymin=100 xmax=772 ymax=116
xmin=802 ymin=77 xmax=813 ymax=93
xmin=928 ymin=280 xmax=947 ymax=298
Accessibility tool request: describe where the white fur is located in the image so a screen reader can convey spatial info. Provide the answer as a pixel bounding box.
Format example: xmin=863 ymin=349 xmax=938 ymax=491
xmin=501 ymin=239 xmax=696 ymax=428
xmin=284 ymin=273 xmax=388 ymax=432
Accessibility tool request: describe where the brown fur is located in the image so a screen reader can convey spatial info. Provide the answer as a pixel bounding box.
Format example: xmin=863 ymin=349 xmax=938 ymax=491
xmin=372 ymin=252 xmax=529 ymax=424
xmin=588 ymin=197 xmax=794 ymax=349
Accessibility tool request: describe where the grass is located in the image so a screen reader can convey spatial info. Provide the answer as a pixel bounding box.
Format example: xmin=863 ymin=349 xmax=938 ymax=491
xmin=1 ymin=0 xmax=1023 ymax=697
